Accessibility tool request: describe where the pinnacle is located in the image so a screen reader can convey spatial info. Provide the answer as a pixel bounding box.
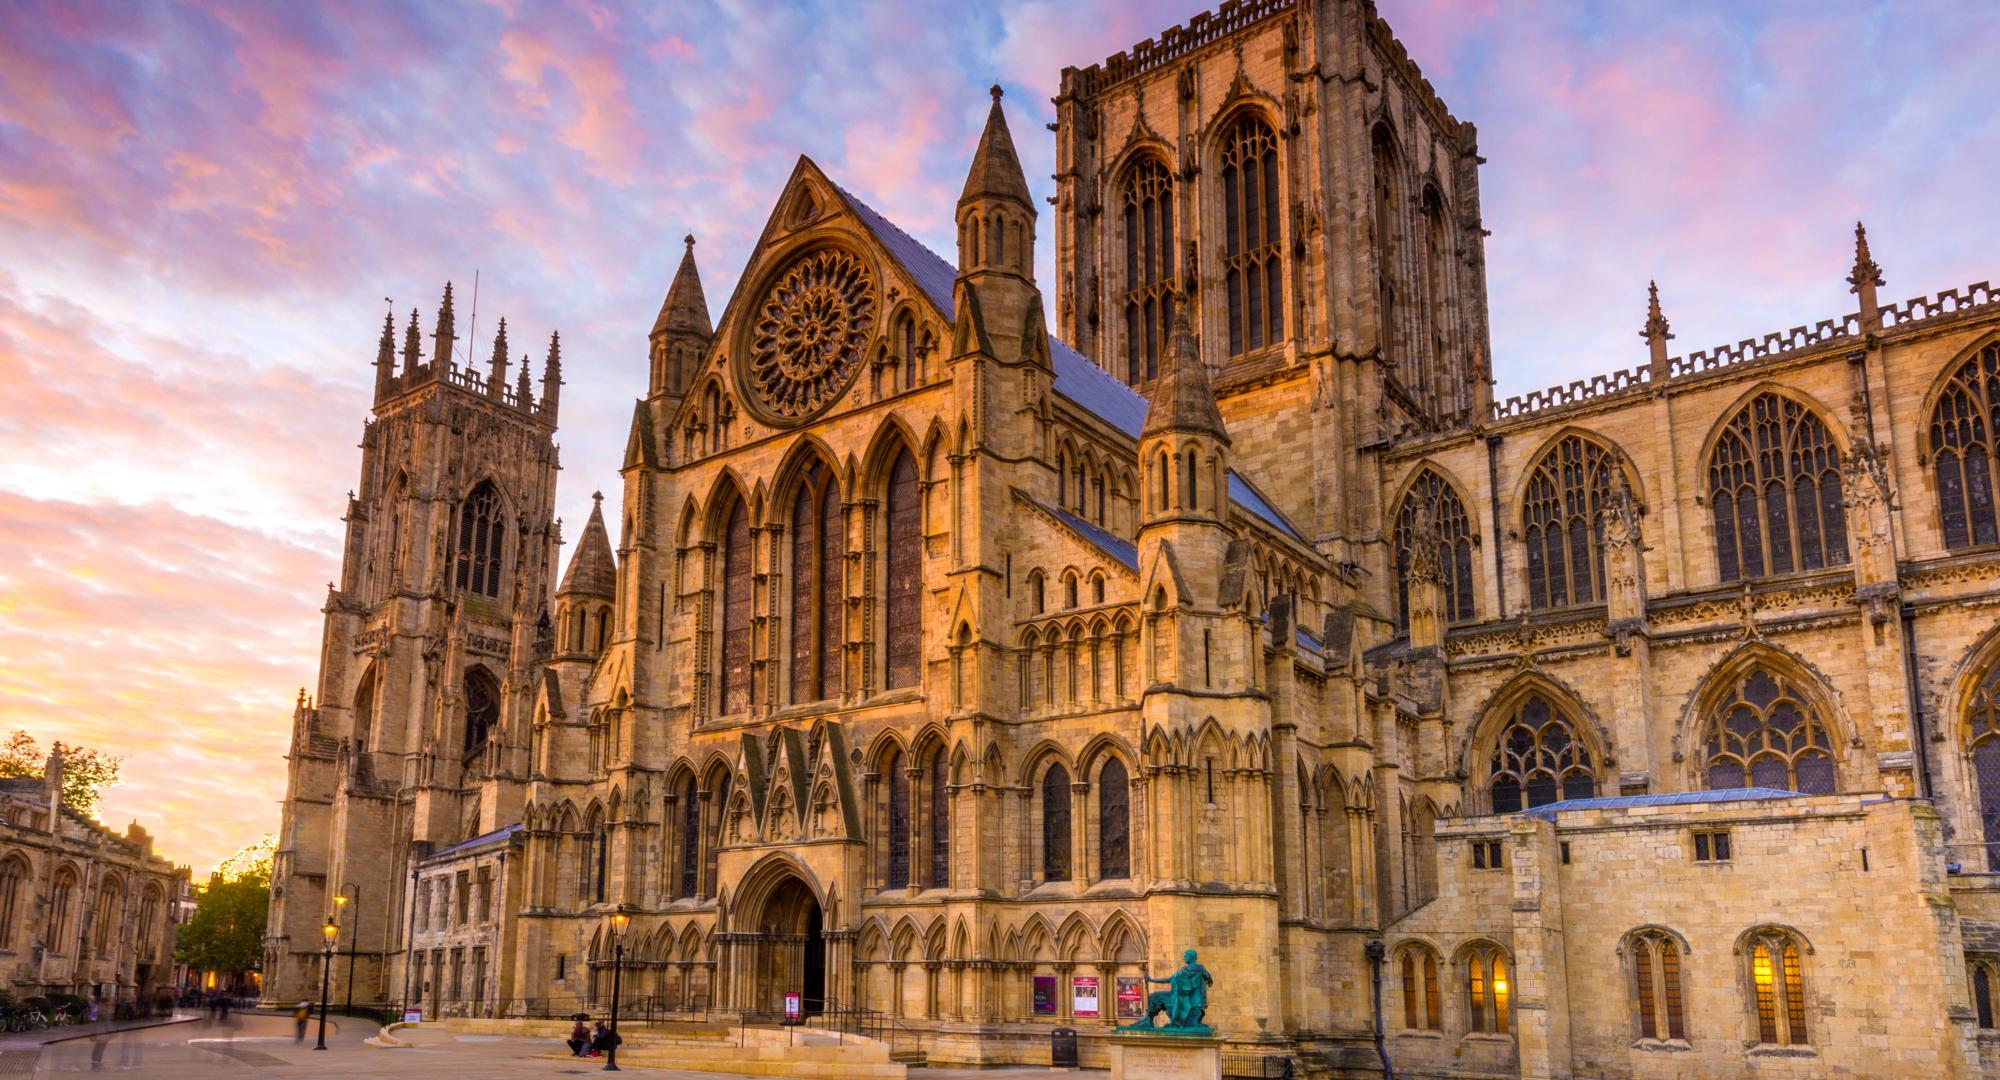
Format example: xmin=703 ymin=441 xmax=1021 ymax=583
xmin=1141 ymin=300 xmax=1228 ymax=443
xmin=558 ymin=492 xmax=617 ymax=598
xmin=958 ymin=84 xmax=1033 ymax=210
xmin=654 ymin=234 xmax=714 ymax=337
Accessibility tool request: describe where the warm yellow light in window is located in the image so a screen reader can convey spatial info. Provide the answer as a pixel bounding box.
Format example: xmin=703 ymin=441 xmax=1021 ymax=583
xmin=1494 ymin=978 xmax=1507 ymax=995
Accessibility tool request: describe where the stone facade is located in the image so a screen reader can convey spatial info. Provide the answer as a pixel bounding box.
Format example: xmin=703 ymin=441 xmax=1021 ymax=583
xmin=0 ymin=759 xmax=188 ymax=1005
xmin=269 ymin=1 xmax=2000 ymax=1076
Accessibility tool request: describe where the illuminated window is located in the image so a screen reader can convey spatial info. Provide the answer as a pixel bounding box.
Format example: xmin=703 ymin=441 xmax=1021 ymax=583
xmin=1747 ymin=928 xmax=1808 ymax=1045
xmin=1465 ymin=945 xmax=1510 ymax=1035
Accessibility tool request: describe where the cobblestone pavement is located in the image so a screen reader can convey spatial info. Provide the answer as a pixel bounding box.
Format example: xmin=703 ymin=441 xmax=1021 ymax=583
xmin=5 ymin=1012 xmax=1103 ymax=1079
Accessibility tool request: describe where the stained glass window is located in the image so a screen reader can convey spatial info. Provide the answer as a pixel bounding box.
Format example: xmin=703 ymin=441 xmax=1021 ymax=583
xmin=720 ymin=500 xmax=752 ymax=714
xmin=885 ymin=451 xmax=922 ymax=689
xmin=1122 ymin=158 xmax=1175 ymax=383
xmin=1702 ymin=668 xmax=1837 ymax=794
xmin=454 ymin=480 xmax=506 ymax=597
xmin=1487 ymin=694 xmax=1596 ymax=813
xmin=1043 ymin=763 xmax=1072 ymax=882
xmin=1709 ymin=393 xmax=1847 ymax=581
xmin=1523 ymin=436 xmax=1621 ymax=609
xmin=1099 ymin=758 xmax=1130 ymax=879
xmin=789 ymin=464 xmax=844 ymax=703
xmin=929 ymin=750 xmax=950 ymax=888
xmin=463 ymin=669 xmax=499 ymax=755
xmin=1931 ymin=342 xmax=2000 ymax=549
xmin=1395 ymin=470 xmax=1477 ymax=625
xmin=885 ymin=748 xmax=909 ymax=889
xmin=1221 ymin=115 xmax=1282 ymax=356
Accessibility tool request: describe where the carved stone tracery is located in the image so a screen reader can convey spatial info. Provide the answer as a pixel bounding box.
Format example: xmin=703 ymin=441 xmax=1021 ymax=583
xmin=747 ymin=249 xmax=876 ymax=423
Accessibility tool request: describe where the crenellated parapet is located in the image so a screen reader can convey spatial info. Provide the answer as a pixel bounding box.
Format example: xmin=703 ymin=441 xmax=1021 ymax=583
xmin=1056 ymin=0 xmax=1293 ymax=98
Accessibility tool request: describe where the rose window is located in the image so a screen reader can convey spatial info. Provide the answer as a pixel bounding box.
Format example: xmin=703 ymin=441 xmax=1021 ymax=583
xmin=747 ymin=249 xmax=875 ymax=422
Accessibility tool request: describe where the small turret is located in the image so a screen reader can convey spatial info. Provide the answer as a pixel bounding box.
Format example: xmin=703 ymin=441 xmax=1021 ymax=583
xmin=1641 ymin=280 xmax=1674 ymax=381
xmin=1849 ymin=220 xmax=1885 ymax=332
xmin=1137 ymin=301 xmax=1233 ymax=592
xmin=431 ymin=282 xmax=457 ymax=370
xmin=489 ymin=317 xmax=511 ymax=398
xmin=540 ymin=331 xmax=563 ymax=422
xmin=649 ymin=235 xmax=713 ymax=398
xmin=956 ymin=85 xmax=1036 ymax=280
xmin=555 ymin=492 xmax=617 ymax=657
xmin=374 ymin=308 xmax=396 ymax=401
xmin=400 ymin=308 xmax=422 ymax=377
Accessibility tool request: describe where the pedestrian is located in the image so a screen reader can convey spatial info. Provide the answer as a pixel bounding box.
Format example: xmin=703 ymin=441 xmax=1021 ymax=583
xmin=588 ymin=1020 xmax=609 ymax=1057
xmin=294 ymin=1001 xmax=310 ymax=1043
xmin=567 ymin=1018 xmax=590 ymax=1057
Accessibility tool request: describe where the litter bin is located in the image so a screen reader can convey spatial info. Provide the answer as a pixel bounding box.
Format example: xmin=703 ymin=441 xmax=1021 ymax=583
xmin=1050 ymin=1026 xmax=1079 ymax=1068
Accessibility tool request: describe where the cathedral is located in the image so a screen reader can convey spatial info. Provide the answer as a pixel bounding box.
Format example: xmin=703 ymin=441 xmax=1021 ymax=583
xmin=267 ymin=1 xmax=2000 ymax=1076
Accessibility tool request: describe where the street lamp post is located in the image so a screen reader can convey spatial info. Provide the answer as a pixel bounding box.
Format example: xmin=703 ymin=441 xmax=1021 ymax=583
xmin=605 ymin=910 xmax=628 ymax=1072
xmin=316 ymin=916 xmax=338 ymax=1051
xmin=334 ymin=884 xmax=359 ymax=1021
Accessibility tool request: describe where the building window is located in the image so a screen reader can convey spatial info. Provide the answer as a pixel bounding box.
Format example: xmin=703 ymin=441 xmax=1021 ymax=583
xmin=0 ymin=857 xmax=24 ymax=949
xmin=463 ymin=669 xmax=499 ymax=755
xmin=1701 ymin=667 xmax=1836 ymax=794
xmin=1972 ymin=959 xmax=1998 ymax=1029
xmin=928 ymin=749 xmax=950 ymax=889
xmin=884 ymin=748 xmax=910 ymax=889
xmin=1966 ymin=663 xmax=2000 ymax=871
xmin=1708 ymin=393 xmax=1848 ymax=581
xmin=1629 ymin=931 xmax=1686 ymax=1041
xmin=884 ymin=449 xmax=922 ymax=689
xmin=1465 ymin=945 xmax=1510 ymax=1035
xmin=1487 ymin=693 xmax=1596 ymax=813
xmin=1394 ymin=469 xmax=1476 ymax=626
xmin=1371 ymin=126 xmax=1404 ymax=359
xmin=1471 ymin=840 xmax=1503 ymax=870
xmin=49 ymin=867 xmax=75 ymax=954
xmin=789 ymin=462 xmax=844 ymax=704
xmin=1398 ymin=947 xmax=1442 ymax=1031
xmin=720 ymin=499 xmax=753 ymax=715
xmin=676 ymin=776 xmax=700 ymax=899
xmin=1121 ymin=157 xmax=1176 ymax=383
xmin=1523 ymin=436 xmax=1623 ymax=609
xmin=1746 ymin=928 xmax=1808 ymax=1046
xmin=1692 ymin=830 xmax=1732 ymax=862
xmin=1219 ymin=114 xmax=1282 ymax=356
xmin=1930 ymin=341 xmax=2000 ymax=549
xmin=1042 ymin=763 xmax=1072 ymax=882
xmin=1098 ymin=757 xmax=1130 ymax=880
xmin=454 ymin=480 xmax=506 ymax=597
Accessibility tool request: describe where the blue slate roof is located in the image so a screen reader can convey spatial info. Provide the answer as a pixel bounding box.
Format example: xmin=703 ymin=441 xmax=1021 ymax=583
xmin=1517 ymin=787 xmax=1802 ymax=819
xmin=423 ymin=822 xmax=524 ymax=861
xmin=832 ymin=182 xmax=1305 ymax=544
xmin=1042 ymin=500 xmax=1139 ymax=570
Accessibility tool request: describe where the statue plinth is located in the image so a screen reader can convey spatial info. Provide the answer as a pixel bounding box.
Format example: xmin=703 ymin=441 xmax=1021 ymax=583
xmin=1109 ymin=1032 xmax=1222 ymax=1080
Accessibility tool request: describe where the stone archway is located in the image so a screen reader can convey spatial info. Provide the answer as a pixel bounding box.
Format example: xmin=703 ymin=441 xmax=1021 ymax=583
xmin=749 ymin=874 xmax=825 ymax=1016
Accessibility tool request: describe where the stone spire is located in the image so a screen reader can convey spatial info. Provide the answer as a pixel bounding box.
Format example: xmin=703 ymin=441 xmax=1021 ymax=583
xmin=557 ymin=492 xmax=617 ymax=600
xmin=540 ymin=330 xmax=563 ymax=422
xmin=488 ymin=316 xmax=510 ymax=397
xmin=958 ymin=85 xmax=1034 ymax=212
xmin=374 ymin=308 xmax=396 ymax=400
xmin=1142 ymin=301 xmax=1229 ymax=444
xmin=1641 ymin=280 xmax=1674 ymax=380
xmin=400 ymin=308 xmax=422 ymax=377
xmin=649 ymin=234 xmax=713 ymax=397
xmin=515 ymin=354 xmax=534 ymax=409
xmin=1849 ymin=221 xmax=1885 ymax=331
xmin=430 ymin=282 xmax=457 ymax=369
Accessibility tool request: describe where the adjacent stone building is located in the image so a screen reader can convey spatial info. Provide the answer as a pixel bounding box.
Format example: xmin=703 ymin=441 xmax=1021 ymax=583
xmin=0 ymin=754 xmax=188 ymax=1005
xmin=268 ymin=1 xmax=2000 ymax=1075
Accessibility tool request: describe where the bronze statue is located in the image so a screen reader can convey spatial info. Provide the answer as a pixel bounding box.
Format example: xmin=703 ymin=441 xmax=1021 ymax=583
xmin=1121 ymin=948 xmax=1214 ymax=1035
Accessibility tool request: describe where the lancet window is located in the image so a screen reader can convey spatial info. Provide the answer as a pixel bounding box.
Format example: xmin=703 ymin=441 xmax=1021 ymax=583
xmin=676 ymin=776 xmax=700 ymax=898
xmin=1629 ymin=930 xmax=1686 ymax=1041
xmin=1099 ymin=757 xmax=1130 ymax=879
xmin=0 ymin=858 xmax=22 ymax=949
xmin=1487 ymin=693 xmax=1596 ymax=813
xmin=1700 ymin=667 xmax=1836 ymax=794
xmin=928 ymin=748 xmax=950 ymax=889
xmin=1394 ymin=470 xmax=1476 ymax=626
xmin=462 ymin=669 xmax=499 ymax=755
xmin=1523 ymin=436 xmax=1622 ymax=609
xmin=1465 ymin=945 xmax=1510 ymax=1035
xmin=884 ymin=450 xmax=922 ymax=689
xmin=1708 ymin=393 xmax=1848 ymax=581
xmin=1398 ymin=946 xmax=1442 ymax=1031
xmin=720 ymin=499 xmax=752 ymax=715
xmin=1964 ymin=663 xmax=2000 ymax=870
xmin=1220 ymin=114 xmax=1282 ymax=356
xmin=1932 ymin=341 xmax=2000 ymax=549
xmin=1122 ymin=157 xmax=1176 ymax=383
xmin=1746 ymin=928 xmax=1808 ymax=1045
xmin=789 ymin=463 xmax=844 ymax=704
xmin=884 ymin=748 xmax=910 ymax=889
xmin=454 ymin=480 xmax=505 ymax=598
xmin=1042 ymin=763 xmax=1072 ymax=882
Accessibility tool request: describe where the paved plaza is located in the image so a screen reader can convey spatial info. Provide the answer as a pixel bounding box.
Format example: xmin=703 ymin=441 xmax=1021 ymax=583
xmin=5 ymin=1011 xmax=1096 ymax=1079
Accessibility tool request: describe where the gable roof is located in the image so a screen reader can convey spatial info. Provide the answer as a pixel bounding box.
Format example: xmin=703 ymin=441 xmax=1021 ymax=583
xmin=830 ymin=183 xmax=1303 ymax=544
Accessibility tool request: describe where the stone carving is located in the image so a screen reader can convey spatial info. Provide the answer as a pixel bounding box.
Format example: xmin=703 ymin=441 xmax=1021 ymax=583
xmin=1121 ymin=948 xmax=1214 ymax=1035
xmin=748 ymin=249 xmax=876 ymax=422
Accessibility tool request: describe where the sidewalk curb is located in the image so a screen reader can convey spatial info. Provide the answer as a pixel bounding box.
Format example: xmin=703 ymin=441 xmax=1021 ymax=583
xmin=40 ymin=1013 xmax=202 ymax=1046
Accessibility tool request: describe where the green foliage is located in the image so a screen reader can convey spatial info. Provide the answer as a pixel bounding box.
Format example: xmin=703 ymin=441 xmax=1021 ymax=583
xmin=0 ymin=731 xmax=122 ymax=820
xmin=175 ymin=837 xmax=275 ymax=977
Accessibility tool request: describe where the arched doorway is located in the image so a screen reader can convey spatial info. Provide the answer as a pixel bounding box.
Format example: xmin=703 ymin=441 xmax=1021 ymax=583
xmin=754 ymin=875 xmax=825 ymax=1015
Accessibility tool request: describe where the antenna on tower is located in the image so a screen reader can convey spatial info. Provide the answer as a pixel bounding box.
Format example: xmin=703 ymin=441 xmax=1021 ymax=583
xmin=464 ymin=269 xmax=481 ymax=367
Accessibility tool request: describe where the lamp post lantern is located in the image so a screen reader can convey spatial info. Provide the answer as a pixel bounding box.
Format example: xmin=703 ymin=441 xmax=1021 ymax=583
xmin=334 ymin=884 xmax=360 ymax=1022
xmin=605 ymin=910 xmax=629 ymax=1072
xmin=316 ymin=916 xmax=339 ymax=1050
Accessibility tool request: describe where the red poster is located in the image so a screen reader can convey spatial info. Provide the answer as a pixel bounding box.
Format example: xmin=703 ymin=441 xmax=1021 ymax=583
xmin=1115 ymin=976 xmax=1144 ymax=1019
xmin=1072 ymin=975 xmax=1100 ymax=1017
xmin=784 ymin=992 xmax=802 ymax=1020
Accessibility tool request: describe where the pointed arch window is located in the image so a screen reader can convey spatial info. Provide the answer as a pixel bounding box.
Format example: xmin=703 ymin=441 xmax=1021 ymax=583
xmin=1122 ymin=157 xmax=1175 ymax=383
xmin=1220 ymin=114 xmax=1282 ymax=356
xmin=1394 ymin=471 xmax=1476 ymax=626
xmin=884 ymin=449 xmax=922 ymax=689
xmin=1042 ymin=763 xmax=1073 ymax=882
xmin=1965 ymin=664 xmax=2000 ymax=871
xmin=49 ymin=867 xmax=75 ymax=953
xmin=676 ymin=776 xmax=700 ymax=899
xmin=1747 ymin=928 xmax=1808 ymax=1045
xmin=1465 ymin=945 xmax=1510 ymax=1035
xmin=0 ymin=858 xmax=22 ymax=949
xmin=720 ymin=499 xmax=752 ymax=715
xmin=789 ymin=463 xmax=844 ymax=704
xmin=1709 ymin=393 xmax=1848 ymax=581
xmin=1420 ymin=188 xmax=1451 ymax=408
xmin=1099 ymin=757 xmax=1130 ymax=879
xmin=1971 ymin=958 xmax=1998 ymax=1029
xmin=1372 ymin=127 xmax=1403 ymax=360
xmin=703 ymin=772 xmax=731 ymax=895
xmin=1487 ymin=693 xmax=1596 ymax=812
xmin=928 ymin=749 xmax=950 ymax=888
xmin=884 ymin=748 xmax=910 ymax=889
xmin=454 ymin=480 xmax=505 ymax=598
xmin=1523 ymin=435 xmax=1622 ymax=609
xmin=1700 ymin=667 xmax=1836 ymax=794
xmin=894 ymin=312 xmax=919 ymax=390
xmin=1398 ymin=946 xmax=1442 ymax=1031
xmin=1931 ymin=341 xmax=2000 ymax=549
xmin=1629 ymin=930 xmax=1686 ymax=1041
xmin=463 ymin=668 xmax=499 ymax=756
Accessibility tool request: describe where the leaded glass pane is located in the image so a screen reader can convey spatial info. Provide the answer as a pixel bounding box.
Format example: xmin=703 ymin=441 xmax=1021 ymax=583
xmin=1043 ymin=764 xmax=1072 ymax=881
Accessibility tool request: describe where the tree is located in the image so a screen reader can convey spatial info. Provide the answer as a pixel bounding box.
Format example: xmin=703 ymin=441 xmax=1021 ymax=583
xmin=0 ymin=731 xmax=122 ymax=819
xmin=175 ymin=836 xmax=274 ymax=987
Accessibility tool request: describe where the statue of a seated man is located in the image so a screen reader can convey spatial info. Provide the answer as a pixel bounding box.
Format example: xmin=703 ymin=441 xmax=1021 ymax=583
xmin=1125 ymin=948 xmax=1213 ymax=1033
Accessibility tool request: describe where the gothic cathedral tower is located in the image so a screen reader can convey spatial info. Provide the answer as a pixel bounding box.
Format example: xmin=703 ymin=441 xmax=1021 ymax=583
xmin=265 ymin=287 xmax=564 ymax=1004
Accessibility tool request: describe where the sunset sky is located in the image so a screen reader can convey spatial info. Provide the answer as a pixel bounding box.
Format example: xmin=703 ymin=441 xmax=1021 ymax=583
xmin=1 ymin=0 xmax=1996 ymax=874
